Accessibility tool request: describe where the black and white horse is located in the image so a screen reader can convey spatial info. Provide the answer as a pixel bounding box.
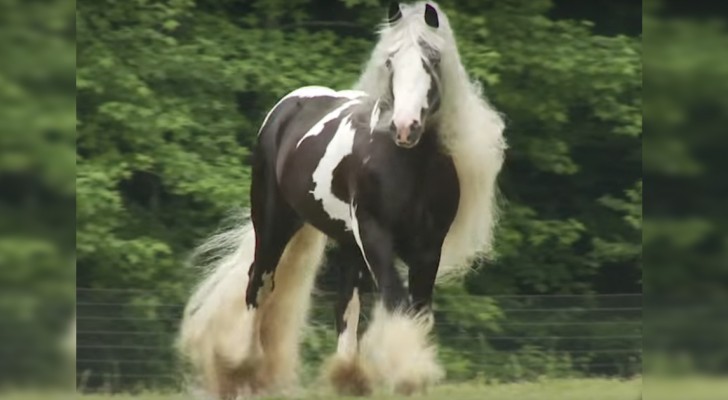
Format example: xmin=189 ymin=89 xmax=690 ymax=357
xmin=179 ymin=2 xmax=505 ymax=398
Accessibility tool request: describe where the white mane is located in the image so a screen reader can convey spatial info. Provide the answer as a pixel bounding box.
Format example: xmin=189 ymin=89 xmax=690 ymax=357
xmin=354 ymin=2 xmax=507 ymax=279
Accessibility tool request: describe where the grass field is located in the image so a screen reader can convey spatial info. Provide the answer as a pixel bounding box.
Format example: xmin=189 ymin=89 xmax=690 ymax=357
xmin=4 ymin=379 xmax=643 ymax=400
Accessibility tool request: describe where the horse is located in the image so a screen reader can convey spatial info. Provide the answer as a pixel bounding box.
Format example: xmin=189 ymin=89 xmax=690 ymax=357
xmin=178 ymin=2 xmax=506 ymax=398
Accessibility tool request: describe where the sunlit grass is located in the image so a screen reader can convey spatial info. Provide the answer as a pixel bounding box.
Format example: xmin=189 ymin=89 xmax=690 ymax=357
xmin=3 ymin=378 xmax=643 ymax=399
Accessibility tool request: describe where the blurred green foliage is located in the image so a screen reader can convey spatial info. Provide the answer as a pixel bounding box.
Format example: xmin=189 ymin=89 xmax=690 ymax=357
xmin=644 ymin=1 xmax=728 ymax=299
xmin=0 ymin=0 xmax=75 ymax=390
xmin=643 ymin=0 xmax=728 ymax=380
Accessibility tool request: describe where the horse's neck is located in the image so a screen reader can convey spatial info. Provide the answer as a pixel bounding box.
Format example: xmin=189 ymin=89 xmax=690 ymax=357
xmin=420 ymin=126 xmax=448 ymax=156
xmin=350 ymin=96 xmax=389 ymax=132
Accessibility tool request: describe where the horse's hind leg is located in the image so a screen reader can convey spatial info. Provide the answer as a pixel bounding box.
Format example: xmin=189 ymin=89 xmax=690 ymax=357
xmin=245 ymin=160 xmax=302 ymax=311
xmin=324 ymin=245 xmax=372 ymax=396
xmin=225 ymin=150 xmax=326 ymax=396
xmin=253 ymin=223 xmax=325 ymax=394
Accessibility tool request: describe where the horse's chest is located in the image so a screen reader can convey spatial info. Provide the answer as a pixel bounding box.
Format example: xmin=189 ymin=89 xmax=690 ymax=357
xmin=369 ymin=149 xmax=460 ymax=235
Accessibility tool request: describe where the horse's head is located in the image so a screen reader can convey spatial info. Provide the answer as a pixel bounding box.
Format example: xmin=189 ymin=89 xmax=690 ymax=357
xmin=384 ymin=2 xmax=443 ymax=149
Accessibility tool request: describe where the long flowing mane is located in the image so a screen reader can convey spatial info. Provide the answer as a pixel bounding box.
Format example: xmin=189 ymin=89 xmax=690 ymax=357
xmin=355 ymin=2 xmax=507 ymax=278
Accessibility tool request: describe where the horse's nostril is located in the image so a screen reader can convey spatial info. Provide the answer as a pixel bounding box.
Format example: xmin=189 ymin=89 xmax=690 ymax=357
xmin=410 ymin=121 xmax=421 ymax=132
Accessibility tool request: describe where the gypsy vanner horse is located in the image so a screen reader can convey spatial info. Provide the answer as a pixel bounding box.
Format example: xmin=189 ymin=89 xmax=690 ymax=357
xmin=179 ymin=2 xmax=505 ymax=398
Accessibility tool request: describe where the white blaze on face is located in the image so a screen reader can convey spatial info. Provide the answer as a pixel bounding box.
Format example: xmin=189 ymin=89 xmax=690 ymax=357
xmin=310 ymin=116 xmax=357 ymax=229
xmin=390 ymin=46 xmax=431 ymax=130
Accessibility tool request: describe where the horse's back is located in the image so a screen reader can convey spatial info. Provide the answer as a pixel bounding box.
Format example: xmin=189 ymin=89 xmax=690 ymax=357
xmin=258 ymin=87 xmax=366 ymax=157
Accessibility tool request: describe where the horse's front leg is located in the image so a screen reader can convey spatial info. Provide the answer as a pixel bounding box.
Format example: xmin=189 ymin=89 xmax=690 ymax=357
xmin=324 ymin=245 xmax=372 ymax=396
xmin=350 ymin=206 xmax=407 ymax=311
xmin=352 ymin=207 xmax=442 ymax=395
xmin=405 ymin=246 xmax=441 ymax=320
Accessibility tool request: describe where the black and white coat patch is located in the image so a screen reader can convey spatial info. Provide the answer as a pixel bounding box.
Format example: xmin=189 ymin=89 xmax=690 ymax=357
xmin=256 ymin=86 xmax=460 ymax=264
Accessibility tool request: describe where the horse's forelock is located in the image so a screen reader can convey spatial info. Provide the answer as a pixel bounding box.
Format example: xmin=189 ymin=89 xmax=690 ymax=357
xmin=377 ymin=2 xmax=449 ymax=54
xmin=355 ymin=1 xmax=503 ymax=148
xmin=353 ymin=2 xmax=451 ymax=124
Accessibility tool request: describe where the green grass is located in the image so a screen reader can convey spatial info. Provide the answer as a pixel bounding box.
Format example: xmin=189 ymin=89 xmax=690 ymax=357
xmin=3 ymin=378 xmax=642 ymax=400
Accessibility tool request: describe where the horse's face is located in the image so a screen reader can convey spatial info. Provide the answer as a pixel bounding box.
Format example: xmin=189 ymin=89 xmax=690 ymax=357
xmin=386 ymin=2 xmax=442 ymax=149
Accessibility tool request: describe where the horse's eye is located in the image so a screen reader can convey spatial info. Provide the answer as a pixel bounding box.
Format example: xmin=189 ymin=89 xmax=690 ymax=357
xmin=385 ymin=58 xmax=392 ymax=70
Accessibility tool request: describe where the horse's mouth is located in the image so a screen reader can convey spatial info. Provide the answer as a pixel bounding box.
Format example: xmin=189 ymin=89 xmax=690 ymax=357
xmin=394 ymin=139 xmax=420 ymax=149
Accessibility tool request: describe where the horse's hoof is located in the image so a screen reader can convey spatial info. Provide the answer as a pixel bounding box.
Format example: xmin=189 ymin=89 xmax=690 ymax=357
xmin=394 ymin=379 xmax=418 ymax=396
xmin=325 ymin=355 xmax=373 ymax=396
xmin=360 ymin=305 xmax=444 ymax=395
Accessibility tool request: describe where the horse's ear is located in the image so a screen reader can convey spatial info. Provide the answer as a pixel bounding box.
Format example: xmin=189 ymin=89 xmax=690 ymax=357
xmin=424 ymin=4 xmax=439 ymax=28
xmin=388 ymin=2 xmax=402 ymax=24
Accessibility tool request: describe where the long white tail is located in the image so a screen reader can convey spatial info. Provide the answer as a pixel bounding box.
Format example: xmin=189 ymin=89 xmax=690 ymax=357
xmin=178 ymin=219 xmax=257 ymax=396
xmin=178 ymin=218 xmax=327 ymax=398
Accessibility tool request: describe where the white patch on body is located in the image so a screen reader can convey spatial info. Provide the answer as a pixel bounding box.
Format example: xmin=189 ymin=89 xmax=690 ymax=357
xmin=336 ymin=288 xmax=360 ymax=359
xmin=350 ymin=203 xmax=378 ymax=287
xmin=369 ymin=99 xmax=381 ymax=134
xmin=310 ymin=116 xmax=357 ymax=228
xmin=259 ymin=86 xmax=366 ymax=136
xmin=338 ymin=89 xmax=369 ymax=98
xmin=256 ymin=270 xmax=274 ymax=305
xmin=296 ymin=98 xmax=363 ymax=148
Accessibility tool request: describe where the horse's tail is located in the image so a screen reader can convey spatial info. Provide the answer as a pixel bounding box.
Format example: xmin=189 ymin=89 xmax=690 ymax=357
xmin=177 ymin=217 xmax=257 ymax=393
xmin=178 ymin=217 xmax=327 ymax=397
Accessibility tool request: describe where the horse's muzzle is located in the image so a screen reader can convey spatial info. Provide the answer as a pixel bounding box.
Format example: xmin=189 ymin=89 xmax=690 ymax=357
xmin=392 ymin=120 xmax=423 ymax=148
